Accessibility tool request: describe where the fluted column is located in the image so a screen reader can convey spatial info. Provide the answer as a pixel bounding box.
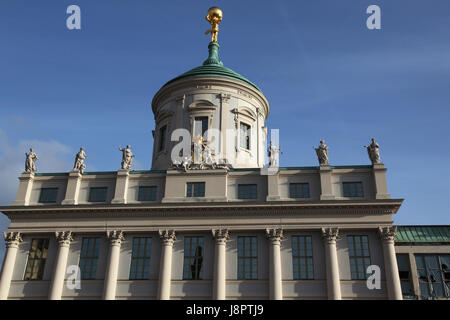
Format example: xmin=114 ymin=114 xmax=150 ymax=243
xmin=212 ymin=229 xmax=229 ymax=300
xmin=322 ymin=228 xmax=341 ymax=300
xmin=49 ymin=231 xmax=73 ymax=300
xmin=0 ymin=232 xmax=23 ymax=300
xmin=157 ymin=230 xmax=176 ymax=300
xmin=379 ymin=226 xmax=402 ymax=300
xmin=103 ymin=231 xmax=124 ymax=300
xmin=266 ymin=228 xmax=283 ymax=300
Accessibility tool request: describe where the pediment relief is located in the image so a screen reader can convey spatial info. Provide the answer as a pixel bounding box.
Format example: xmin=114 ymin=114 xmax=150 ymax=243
xmin=231 ymin=107 xmax=257 ymax=122
xmin=188 ymin=100 xmax=217 ymax=112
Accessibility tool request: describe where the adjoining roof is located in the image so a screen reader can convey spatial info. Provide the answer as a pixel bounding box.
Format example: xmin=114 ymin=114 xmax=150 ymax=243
xmin=395 ymin=226 xmax=450 ymax=244
xmin=163 ymin=41 xmax=261 ymax=92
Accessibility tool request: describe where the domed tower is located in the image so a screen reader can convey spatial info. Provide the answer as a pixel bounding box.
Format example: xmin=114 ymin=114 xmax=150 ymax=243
xmin=151 ymin=7 xmax=270 ymax=170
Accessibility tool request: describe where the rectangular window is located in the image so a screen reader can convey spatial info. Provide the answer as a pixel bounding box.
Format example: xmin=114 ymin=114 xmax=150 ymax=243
xmin=396 ymin=254 xmax=415 ymax=298
xmin=24 ymin=238 xmax=49 ymax=280
xmin=194 ymin=117 xmax=208 ymax=141
xmin=238 ymin=184 xmax=257 ymax=200
xmin=129 ymin=237 xmax=152 ymax=280
xmin=415 ymin=254 xmax=450 ymax=299
xmin=289 ymin=183 xmax=310 ymax=199
xmin=79 ymin=237 xmax=101 ymax=280
xmin=88 ymin=187 xmax=108 ymax=202
xmin=38 ymin=188 xmax=58 ymax=203
xmin=237 ymin=236 xmax=258 ymax=280
xmin=347 ymin=235 xmax=371 ymax=280
xmin=343 ymin=182 xmax=364 ymax=197
xmin=138 ymin=186 xmax=157 ymax=201
xmin=183 ymin=236 xmax=204 ymax=280
xmin=186 ymin=182 xmax=205 ymax=197
xmin=240 ymin=122 xmax=250 ymax=150
xmin=292 ymin=236 xmax=314 ymax=280
xmin=159 ymin=125 xmax=167 ymax=152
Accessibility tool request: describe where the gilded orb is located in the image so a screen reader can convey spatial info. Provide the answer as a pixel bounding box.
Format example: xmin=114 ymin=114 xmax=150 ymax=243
xmin=206 ymin=7 xmax=223 ymax=23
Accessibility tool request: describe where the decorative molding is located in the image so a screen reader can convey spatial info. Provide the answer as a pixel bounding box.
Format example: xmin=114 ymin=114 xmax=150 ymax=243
xmin=107 ymin=230 xmax=125 ymax=246
xmin=378 ymin=226 xmax=397 ymax=242
xmin=212 ymin=228 xmax=229 ymax=244
xmin=159 ymin=229 xmax=176 ymax=245
xmin=265 ymin=228 xmax=284 ymax=243
xmin=321 ymin=227 xmax=339 ymax=243
xmin=3 ymin=232 xmax=23 ymax=248
xmin=220 ymin=93 xmax=231 ymax=103
xmin=55 ymin=231 xmax=73 ymax=247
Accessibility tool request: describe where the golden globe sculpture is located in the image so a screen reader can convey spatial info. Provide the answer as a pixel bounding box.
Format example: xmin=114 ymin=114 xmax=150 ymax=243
xmin=205 ymin=7 xmax=223 ymax=42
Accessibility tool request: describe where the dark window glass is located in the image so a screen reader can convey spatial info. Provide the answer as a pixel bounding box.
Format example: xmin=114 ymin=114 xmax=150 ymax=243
xmin=240 ymin=123 xmax=250 ymax=150
xmin=38 ymin=188 xmax=58 ymax=203
xmin=238 ymin=184 xmax=257 ymax=200
xmin=186 ymin=182 xmax=205 ymax=197
xmin=24 ymin=238 xmax=49 ymax=280
xmin=343 ymin=182 xmax=364 ymax=197
xmin=289 ymin=183 xmax=310 ymax=199
xmin=396 ymin=254 xmax=415 ymax=298
xmin=129 ymin=237 xmax=152 ymax=280
xmin=194 ymin=117 xmax=208 ymax=141
xmin=79 ymin=237 xmax=101 ymax=280
xmin=347 ymin=235 xmax=371 ymax=280
xmin=415 ymin=254 xmax=450 ymax=299
xmin=183 ymin=236 xmax=204 ymax=280
xmin=88 ymin=187 xmax=107 ymax=202
xmin=159 ymin=125 xmax=167 ymax=152
xmin=237 ymin=236 xmax=258 ymax=280
xmin=292 ymin=236 xmax=314 ymax=280
xmin=138 ymin=186 xmax=157 ymax=201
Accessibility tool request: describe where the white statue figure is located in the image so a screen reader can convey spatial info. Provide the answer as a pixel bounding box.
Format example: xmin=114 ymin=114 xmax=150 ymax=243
xmin=25 ymin=148 xmax=38 ymax=173
xmin=364 ymin=138 xmax=381 ymax=164
xmin=203 ymin=142 xmax=214 ymax=164
xmin=119 ymin=145 xmax=134 ymax=170
xmin=73 ymin=147 xmax=87 ymax=174
xmin=314 ymin=140 xmax=329 ymax=165
xmin=192 ymin=135 xmax=204 ymax=164
xmin=268 ymin=141 xmax=281 ymax=168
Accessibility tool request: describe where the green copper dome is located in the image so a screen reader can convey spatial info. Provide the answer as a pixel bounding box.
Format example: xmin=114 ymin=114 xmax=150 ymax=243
xmin=163 ymin=42 xmax=261 ymax=92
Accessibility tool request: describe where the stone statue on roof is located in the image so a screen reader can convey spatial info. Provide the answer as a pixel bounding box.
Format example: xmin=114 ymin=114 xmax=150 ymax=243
xmin=364 ymin=138 xmax=381 ymax=164
xmin=73 ymin=147 xmax=87 ymax=174
xmin=25 ymin=148 xmax=38 ymax=173
xmin=314 ymin=140 xmax=329 ymax=166
xmin=119 ymin=145 xmax=134 ymax=170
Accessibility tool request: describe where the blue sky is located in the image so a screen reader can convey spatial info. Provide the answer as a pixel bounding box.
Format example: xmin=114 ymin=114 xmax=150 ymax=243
xmin=0 ymin=0 xmax=449 ymax=265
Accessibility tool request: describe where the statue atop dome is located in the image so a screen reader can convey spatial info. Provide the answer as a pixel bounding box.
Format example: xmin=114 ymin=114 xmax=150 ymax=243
xmin=205 ymin=7 xmax=223 ymax=42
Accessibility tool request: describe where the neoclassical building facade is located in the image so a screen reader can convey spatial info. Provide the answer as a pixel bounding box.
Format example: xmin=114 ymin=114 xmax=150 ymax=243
xmin=2 ymin=7 xmax=448 ymax=301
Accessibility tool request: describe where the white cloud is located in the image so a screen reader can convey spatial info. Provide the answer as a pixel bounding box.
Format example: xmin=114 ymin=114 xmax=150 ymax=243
xmin=0 ymin=129 xmax=73 ymax=206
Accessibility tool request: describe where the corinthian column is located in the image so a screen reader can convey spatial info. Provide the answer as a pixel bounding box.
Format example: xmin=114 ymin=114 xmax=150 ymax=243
xmin=157 ymin=230 xmax=176 ymax=300
xmin=103 ymin=231 xmax=124 ymax=300
xmin=49 ymin=231 xmax=73 ymax=300
xmin=322 ymin=228 xmax=341 ymax=300
xmin=379 ymin=226 xmax=402 ymax=300
xmin=0 ymin=232 xmax=23 ymax=300
xmin=266 ymin=228 xmax=283 ymax=300
xmin=212 ymin=229 xmax=229 ymax=300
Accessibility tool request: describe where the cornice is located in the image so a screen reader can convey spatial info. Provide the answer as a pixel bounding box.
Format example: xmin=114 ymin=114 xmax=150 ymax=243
xmin=1 ymin=199 xmax=403 ymax=220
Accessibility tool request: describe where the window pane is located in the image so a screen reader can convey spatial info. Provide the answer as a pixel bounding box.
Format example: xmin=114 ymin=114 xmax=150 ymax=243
xmin=183 ymin=236 xmax=204 ymax=280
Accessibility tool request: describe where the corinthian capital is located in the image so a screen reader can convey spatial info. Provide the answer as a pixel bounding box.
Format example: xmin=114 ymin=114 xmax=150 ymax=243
xmin=212 ymin=228 xmax=229 ymax=244
xmin=266 ymin=228 xmax=284 ymax=243
xmin=321 ymin=228 xmax=339 ymax=243
xmin=3 ymin=232 xmax=23 ymax=248
xmin=379 ymin=226 xmax=397 ymax=242
xmin=55 ymin=231 xmax=73 ymax=247
xmin=159 ymin=230 xmax=176 ymax=245
xmin=107 ymin=230 xmax=125 ymax=246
